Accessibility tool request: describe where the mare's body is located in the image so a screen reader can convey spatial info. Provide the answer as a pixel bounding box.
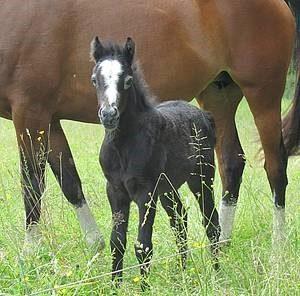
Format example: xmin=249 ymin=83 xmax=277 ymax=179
xmin=0 ymin=0 xmax=298 ymax=248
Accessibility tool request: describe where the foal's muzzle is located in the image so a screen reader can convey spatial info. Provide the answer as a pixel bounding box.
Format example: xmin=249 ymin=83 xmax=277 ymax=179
xmin=98 ymin=106 xmax=119 ymax=130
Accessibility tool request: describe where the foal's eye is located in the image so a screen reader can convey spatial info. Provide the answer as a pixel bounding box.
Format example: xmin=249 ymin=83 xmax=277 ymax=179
xmin=124 ymin=75 xmax=133 ymax=90
xmin=91 ymin=77 xmax=97 ymax=87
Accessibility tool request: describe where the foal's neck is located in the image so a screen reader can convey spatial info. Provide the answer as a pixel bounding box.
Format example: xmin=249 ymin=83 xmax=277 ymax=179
xmin=120 ymin=81 xmax=153 ymax=127
xmin=106 ymin=72 xmax=154 ymax=141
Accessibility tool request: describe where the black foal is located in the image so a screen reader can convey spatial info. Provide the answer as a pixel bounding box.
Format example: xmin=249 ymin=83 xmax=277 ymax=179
xmin=90 ymin=37 xmax=220 ymax=287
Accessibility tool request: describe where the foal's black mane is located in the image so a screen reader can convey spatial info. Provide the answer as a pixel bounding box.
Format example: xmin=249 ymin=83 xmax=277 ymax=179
xmin=130 ymin=63 xmax=157 ymax=111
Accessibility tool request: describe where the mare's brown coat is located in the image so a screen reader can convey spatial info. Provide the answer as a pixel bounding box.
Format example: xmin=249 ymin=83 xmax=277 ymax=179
xmin=0 ymin=1 xmax=296 ymax=235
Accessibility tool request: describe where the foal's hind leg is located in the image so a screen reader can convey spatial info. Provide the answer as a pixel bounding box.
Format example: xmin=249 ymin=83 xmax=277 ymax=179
xmin=160 ymin=190 xmax=188 ymax=267
xmin=187 ymin=163 xmax=220 ymax=268
xmin=47 ymin=121 xmax=104 ymax=250
xmin=12 ymin=104 xmax=52 ymax=253
xmin=197 ymin=82 xmax=244 ymax=244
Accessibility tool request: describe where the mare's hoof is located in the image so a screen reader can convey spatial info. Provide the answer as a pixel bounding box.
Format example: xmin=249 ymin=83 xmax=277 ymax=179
xmin=22 ymin=241 xmax=42 ymax=257
xmin=22 ymin=227 xmax=42 ymax=256
xmin=86 ymin=231 xmax=105 ymax=252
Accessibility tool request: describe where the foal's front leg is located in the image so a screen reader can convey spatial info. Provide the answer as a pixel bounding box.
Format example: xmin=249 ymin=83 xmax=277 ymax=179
xmin=107 ymin=183 xmax=130 ymax=285
xmin=135 ymin=188 xmax=158 ymax=290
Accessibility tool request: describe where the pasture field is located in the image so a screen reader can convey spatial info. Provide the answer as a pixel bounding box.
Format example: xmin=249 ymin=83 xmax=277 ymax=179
xmin=0 ymin=79 xmax=299 ymax=295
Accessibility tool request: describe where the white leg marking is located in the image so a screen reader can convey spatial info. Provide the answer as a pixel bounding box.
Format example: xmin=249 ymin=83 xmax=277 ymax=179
xmin=270 ymin=207 xmax=286 ymax=270
xmin=272 ymin=206 xmax=286 ymax=247
xmin=219 ymin=201 xmax=237 ymax=243
xmin=75 ymin=203 xmax=105 ymax=250
xmin=23 ymin=224 xmax=42 ymax=255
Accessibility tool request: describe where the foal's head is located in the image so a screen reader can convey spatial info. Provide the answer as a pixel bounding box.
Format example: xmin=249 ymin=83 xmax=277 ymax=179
xmin=90 ymin=37 xmax=135 ymax=131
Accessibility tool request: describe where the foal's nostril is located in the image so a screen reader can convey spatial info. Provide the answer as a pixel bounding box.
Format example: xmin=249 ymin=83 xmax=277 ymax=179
xmin=101 ymin=108 xmax=108 ymax=119
xmin=99 ymin=108 xmax=109 ymax=119
xmin=98 ymin=109 xmax=103 ymax=121
xmin=98 ymin=106 xmax=119 ymax=125
xmin=111 ymin=107 xmax=118 ymax=116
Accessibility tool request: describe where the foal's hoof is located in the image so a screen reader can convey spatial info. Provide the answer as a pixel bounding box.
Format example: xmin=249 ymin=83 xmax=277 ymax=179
xmin=180 ymin=256 xmax=187 ymax=270
xmin=111 ymin=276 xmax=123 ymax=290
xmin=22 ymin=226 xmax=42 ymax=256
xmin=177 ymin=252 xmax=188 ymax=270
xmin=217 ymin=237 xmax=231 ymax=249
xmin=210 ymin=245 xmax=220 ymax=272
xmin=141 ymin=279 xmax=151 ymax=292
xmin=212 ymin=259 xmax=220 ymax=272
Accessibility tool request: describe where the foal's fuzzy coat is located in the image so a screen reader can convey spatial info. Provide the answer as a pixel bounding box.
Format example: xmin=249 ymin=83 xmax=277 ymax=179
xmin=91 ymin=37 xmax=220 ymax=288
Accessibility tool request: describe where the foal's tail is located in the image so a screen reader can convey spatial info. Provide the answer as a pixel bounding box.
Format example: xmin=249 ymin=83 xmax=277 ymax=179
xmin=202 ymin=111 xmax=216 ymax=148
xmin=282 ymin=0 xmax=300 ymax=156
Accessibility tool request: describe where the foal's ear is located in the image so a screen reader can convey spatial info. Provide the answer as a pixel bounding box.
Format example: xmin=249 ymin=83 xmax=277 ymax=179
xmin=90 ymin=36 xmax=104 ymax=62
xmin=124 ymin=37 xmax=135 ymax=65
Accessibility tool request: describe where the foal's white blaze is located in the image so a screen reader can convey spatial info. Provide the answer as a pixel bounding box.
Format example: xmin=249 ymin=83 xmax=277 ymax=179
xmin=219 ymin=201 xmax=237 ymax=243
xmin=99 ymin=59 xmax=123 ymax=105
xmin=75 ymin=203 xmax=105 ymax=250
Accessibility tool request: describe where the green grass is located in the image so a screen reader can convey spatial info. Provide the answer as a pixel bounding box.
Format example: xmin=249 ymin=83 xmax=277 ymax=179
xmin=0 ymin=83 xmax=299 ymax=295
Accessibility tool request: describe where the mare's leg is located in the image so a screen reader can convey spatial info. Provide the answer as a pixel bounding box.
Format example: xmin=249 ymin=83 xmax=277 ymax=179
xmin=197 ymin=81 xmax=244 ymax=244
xmin=228 ymin=16 xmax=293 ymax=247
xmin=12 ymin=103 xmax=52 ymax=252
xmin=160 ymin=190 xmax=188 ymax=267
xmin=241 ymin=82 xmax=288 ymax=246
xmin=47 ymin=121 xmax=104 ymax=249
xmin=106 ymin=183 xmax=130 ymax=285
xmin=187 ymin=162 xmax=220 ymax=267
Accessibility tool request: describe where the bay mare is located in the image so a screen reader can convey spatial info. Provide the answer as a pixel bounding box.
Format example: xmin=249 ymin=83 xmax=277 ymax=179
xmin=0 ymin=1 xmax=299 ymax=251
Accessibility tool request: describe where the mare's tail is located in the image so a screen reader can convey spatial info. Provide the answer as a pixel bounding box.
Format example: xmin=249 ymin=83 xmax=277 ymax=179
xmin=283 ymin=0 xmax=300 ymax=156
